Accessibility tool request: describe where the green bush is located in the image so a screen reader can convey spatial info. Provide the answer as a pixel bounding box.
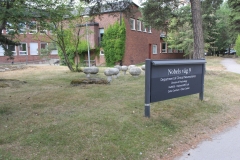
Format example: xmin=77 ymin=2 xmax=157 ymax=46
xmin=102 ymin=20 xmax=126 ymax=66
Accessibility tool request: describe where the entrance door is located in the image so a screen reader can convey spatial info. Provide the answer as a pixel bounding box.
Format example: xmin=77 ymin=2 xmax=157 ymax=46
xmin=149 ymin=44 xmax=152 ymax=59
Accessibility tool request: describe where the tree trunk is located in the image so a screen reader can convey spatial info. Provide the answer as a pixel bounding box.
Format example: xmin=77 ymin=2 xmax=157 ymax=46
xmin=190 ymin=0 xmax=205 ymax=59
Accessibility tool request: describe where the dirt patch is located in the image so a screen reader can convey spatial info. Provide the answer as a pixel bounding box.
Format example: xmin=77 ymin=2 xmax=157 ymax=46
xmin=71 ymin=78 xmax=109 ymax=85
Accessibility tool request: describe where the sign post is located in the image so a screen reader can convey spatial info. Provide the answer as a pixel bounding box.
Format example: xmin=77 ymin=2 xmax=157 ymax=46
xmin=145 ymin=59 xmax=206 ymax=117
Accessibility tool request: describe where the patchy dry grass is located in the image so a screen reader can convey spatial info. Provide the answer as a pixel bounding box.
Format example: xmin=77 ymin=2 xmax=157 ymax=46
xmin=0 ymin=57 xmax=240 ymax=160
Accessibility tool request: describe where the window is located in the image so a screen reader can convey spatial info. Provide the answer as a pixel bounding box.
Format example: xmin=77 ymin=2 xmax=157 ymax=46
xmin=19 ymin=43 xmax=27 ymax=55
xmin=168 ymin=48 xmax=173 ymax=53
xmin=18 ymin=23 xmax=27 ymax=34
xmin=148 ymin=26 xmax=152 ymax=33
xmin=49 ymin=42 xmax=58 ymax=55
xmin=137 ymin=20 xmax=141 ymax=31
xmin=143 ymin=27 xmax=147 ymax=32
xmin=6 ymin=22 xmax=14 ymax=34
xmin=100 ymin=50 xmax=104 ymax=55
xmin=41 ymin=43 xmax=47 ymax=50
xmin=152 ymin=44 xmax=157 ymax=54
xmin=99 ymin=28 xmax=104 ymax=46
xmin=30 ymin=43 xmax=38 ymax=55
xmin=161 ymin=42 xmax=167 ymax=53
xmin=0 ymin=45 xmax=4 ymax=56
xmin=130 ymin=18 xmax=135 ymax=30
xmin=29 ymin=21 xmax=37 ymax=34
xmin=38 ymin=22 xmax=47 ymax=34
xmin=7 ymin=45 xmax=16 ymax=56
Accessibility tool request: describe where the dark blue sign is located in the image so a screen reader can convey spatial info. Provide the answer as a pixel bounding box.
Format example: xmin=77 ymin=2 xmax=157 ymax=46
xmin=145 ymin=59 xmax=206 ymax=117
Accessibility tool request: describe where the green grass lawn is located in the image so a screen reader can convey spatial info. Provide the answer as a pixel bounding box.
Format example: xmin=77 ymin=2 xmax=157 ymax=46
xmin=1 ymin=57 xmax=240 ymax=160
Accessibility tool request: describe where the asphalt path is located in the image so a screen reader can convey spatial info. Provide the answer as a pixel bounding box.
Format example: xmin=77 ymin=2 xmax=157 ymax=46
xmin=175 ymin=58 xmax=240 ymax=160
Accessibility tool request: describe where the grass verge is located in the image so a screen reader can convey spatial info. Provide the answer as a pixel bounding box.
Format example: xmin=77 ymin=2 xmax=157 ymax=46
xmin=0 ymin=57 xmax=240 ymax=160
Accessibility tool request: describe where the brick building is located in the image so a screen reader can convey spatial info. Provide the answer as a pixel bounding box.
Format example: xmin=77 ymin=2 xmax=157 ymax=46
xmin=83 ymin=2 xmax=184 ymax=66
xmin=0 ymin=23 xmax=58 ymax=64
xmin=0 ymin=2 xmax=184 ymax=65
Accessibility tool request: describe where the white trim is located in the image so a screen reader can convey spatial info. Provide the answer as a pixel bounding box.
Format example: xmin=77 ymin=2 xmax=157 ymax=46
xmin=148 ymin=26 xmax=152 ymax=33
xmin=137 ymin=20 xmax=141 ymax=31
xmin=152 ymin=44 xmax=157 ymax=54
xmin=100 ymin=50 xmax=104 ymax=55
xmin=30 ymin=43 xmax=38 ymax=55
xmin=130 ymin=18 xmax=135 ymax=30
xmin=19 ymin=43 xmax=28 ymax=55
xmin=0 ymin=46 xmax=4 ymax=56
xmin=161 ymin=42 xmax=167 ymax=53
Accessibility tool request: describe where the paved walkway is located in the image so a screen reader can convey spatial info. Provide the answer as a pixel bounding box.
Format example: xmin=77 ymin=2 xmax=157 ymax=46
xmin=176 ymin=58 xmax=240 ymax=160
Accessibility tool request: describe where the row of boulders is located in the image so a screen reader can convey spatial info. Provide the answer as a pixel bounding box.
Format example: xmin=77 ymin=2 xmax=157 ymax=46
xmin=83 ymin=65 xmax=145 ymax=82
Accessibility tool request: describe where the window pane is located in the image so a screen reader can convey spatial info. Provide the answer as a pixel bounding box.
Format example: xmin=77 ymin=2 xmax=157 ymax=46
xmin=137 ymin=20 xmax=141 ymax=31
xmin=19 ymin=43 xmax=27 ymax=55
xmin=41 ymin=43 xmax=47 ymax=49
xmin=162 ymin=42 xmax=166 ymax=53
xmin=29 ymin=21 xmax=37 ymax=33
xmin=153 ymin=45 xmax=157 ymax=54
xmin=30 ymin=43 xmax=38 ymax=55
xmin=130 ymin=18 xmax=135 ymax=30
xmin=0 ymin=45 xmax=4 ymax=56
xmin=8 ymin=45 xmax=15 ymax=51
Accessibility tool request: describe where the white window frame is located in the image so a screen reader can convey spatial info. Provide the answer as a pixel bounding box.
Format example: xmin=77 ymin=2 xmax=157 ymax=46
xmin=30 ymin=43 xmax=38 ymax=55
xmin=152 ymin=44 xmax=157 ymax=54
xmin=143 ymin=27 xmax=147 ymax=32
xmin=137 ymin=20 xmax=141 ymax=31
xmin=19 ymin=43 xmax=27 ymax=55
xmin=130 ymin=18 xmax=135 ymax=30
xmin=0 ymin=45 xmax=4 ymax=56
xmin=161 ymin=42 xmax=167 ymax=53
xmin=148 ymin=26 xmax=152 ymax=33
xmin=100 ymin=50 xmax=104 ymax=55
xmin=29 ymin=21 xmax=37 ymax=34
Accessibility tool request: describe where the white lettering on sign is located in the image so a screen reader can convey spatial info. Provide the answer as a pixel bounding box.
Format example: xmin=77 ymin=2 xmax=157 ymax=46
xmin=168 ymin=68 xmax=192 ymax=75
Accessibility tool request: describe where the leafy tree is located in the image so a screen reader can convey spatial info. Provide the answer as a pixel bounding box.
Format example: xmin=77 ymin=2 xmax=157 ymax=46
xmin=37 ymin=2 xmax=89 ymax=71
xmin=166 ymin=5 xmax=194 ymax=58
xmin=201 ymin=0 xmax=223 ymax=55
xmin=102 ymin=20 xmax=126 ymax=66
xmin=215 ymin=2 xmax=232 ymax=55
xmin=40 ymin=43 xmax=57 ymax=65
xmin=141 ymin=0 xmax=204 ymax=59
xmin=234 ymin=34 xmax=240 ymax=56
xmin=228 ymin=0 xmax=240 ymax=40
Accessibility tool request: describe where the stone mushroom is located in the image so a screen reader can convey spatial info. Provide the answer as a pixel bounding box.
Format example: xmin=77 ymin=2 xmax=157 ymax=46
xmin=129 ymin=67 xmax=141 ymax=77
xmin=128 ymin=65 xmax=136 ymax=70
xmin=114 ymin=65 xmax=122 ymax=76
xmin=121 ymin=65 xmax=128 ymax=75
xmin=83 ymin=67 xmax=99 ymax=78
xmin=141 ymin=65 xmax=145 ymax=75
xmin=104 ymin=68 xmax=119 ymax=82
